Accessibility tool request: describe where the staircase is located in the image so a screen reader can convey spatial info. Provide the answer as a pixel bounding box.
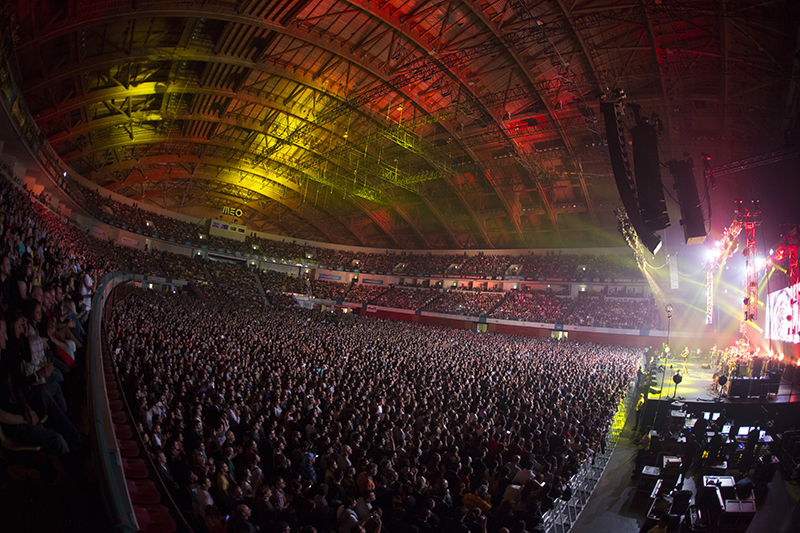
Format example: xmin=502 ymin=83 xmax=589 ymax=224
xmin=561 ymin=295 xmax=581 ymax=323
xmin=485 ymin=290 xmax=512 ymax=317
xmin=202 ymin=263 xmax=215 ymax=284
xmin=150 ymin=253 xmax=169 ymax=278
xmin=420 ymin=289 xmax=446 ymax=311
xmin=252 ymin=270 xmax=270 ymax=306
xmin=341 ymin=280 xmax=355 ymax=301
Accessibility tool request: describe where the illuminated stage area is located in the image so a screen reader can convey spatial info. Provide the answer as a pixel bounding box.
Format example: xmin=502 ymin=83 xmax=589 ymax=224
xmin=645 ymin=354 xmax=800 ymax=405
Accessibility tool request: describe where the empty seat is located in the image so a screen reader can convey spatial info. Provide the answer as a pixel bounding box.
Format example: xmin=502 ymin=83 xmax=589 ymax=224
xmin=114 ymin=424 xmax=133 ymax=439
xmin=118 ymin=438 xmax=140 ymax=458
xmin=127 ymin=479 xmax=161 ymax=505
xmin=133 ymin=504 xmax=177 ymax=533
xmin=122 ymin=457 xmax=149 ymax=479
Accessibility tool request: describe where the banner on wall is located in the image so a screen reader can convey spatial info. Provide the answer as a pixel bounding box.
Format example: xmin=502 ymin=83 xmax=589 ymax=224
xmin=91 ymin=226 xmax=108 ymax=240
xmin=319 ymin=273 xmax=342 ymax=281
xmin=120 ymin=236 xmax=141 ymax=249
xmin=362 ymin=278 xmax=384 ymax=285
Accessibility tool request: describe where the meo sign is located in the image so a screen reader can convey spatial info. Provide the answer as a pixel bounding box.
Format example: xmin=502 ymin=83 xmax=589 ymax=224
xmin=222 ymin=206 xmax=244 ymax=217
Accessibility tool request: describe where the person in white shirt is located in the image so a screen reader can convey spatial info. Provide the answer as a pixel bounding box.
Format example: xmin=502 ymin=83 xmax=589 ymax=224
xmin=80 ymin=266 xmax=98 ymax=318
xmin=197 ymin=476 xmax=214 ymax=518
xmin=354 ymin=490 xmax=376 ymax=519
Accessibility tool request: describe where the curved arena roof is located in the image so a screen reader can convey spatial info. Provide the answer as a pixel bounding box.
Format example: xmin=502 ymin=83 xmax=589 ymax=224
xmin=7 ymin=0 xmax=800 ymax=249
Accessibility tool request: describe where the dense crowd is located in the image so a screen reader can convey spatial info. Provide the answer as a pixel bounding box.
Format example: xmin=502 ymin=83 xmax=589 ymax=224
xmin=490 ymin=292 xmax=572 ymax=323
xmin=248 ymin=236 xmax=309 ymax=261
xmin=459 ymin=254 xmax=516 ymax=277
xmin=258 ymin=270 xmax=307 ymax=296
xmin=343 ymin=284 xmax=387 ymax=304
xmin=207 ymin=261 xmax=259 ymax=290
xmin=111 ymin=287 xmax=640 ymax=533
xmin=425 ymin=290 xmax=505 ymax=317
xmin=564 ymin=296 xmax=659 ymax=330
xmin=371 ymin=287 xmax=442 ymax=311
xmin=311 ymin=280 xmax=351 ymax=301
xmin=0 ymin=174 xmax=147 ymax=459
xmin=230 ymin=271 xmax=660 ymax=330
xmin=0 ymin=169 xmax=658 ymax=533
xmin=80 ymin=185 xmax=203 ymax=244
xmin=155 ymin=250 xmax=209 ymax=281
xmin=360 ymin=253 xmax=411 ymax=274
xmin=316 ymin=249 xmax=355 ymax=268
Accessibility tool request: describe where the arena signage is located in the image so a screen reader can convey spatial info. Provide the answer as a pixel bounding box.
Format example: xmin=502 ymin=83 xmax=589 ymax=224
xmin=221 ymin=206 xmax=244 ymax=217
xmin=362 ymin=278 xmax=384 ymax=285
xmin=319 ymin=273 xmax=342 ymax=281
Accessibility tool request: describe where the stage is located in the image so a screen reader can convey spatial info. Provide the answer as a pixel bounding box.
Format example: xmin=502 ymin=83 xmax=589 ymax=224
xmin=646 ymin=354 xmax=800 ymax=404
xmin=639 ymin=354 xmax=800 ymax=432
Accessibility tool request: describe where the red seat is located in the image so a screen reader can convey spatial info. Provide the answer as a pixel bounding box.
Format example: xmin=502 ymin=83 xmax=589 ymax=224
xmin=118 ymin=438 xmax=140 ymax=458
xmin=112 ymin=411 xmax=127 ymax=424
xmin=122 ymin=457 xmax=149 ymax=479
xmin=106 ymin=389 xmax=120 ymax=400
xmin=108 ymin=399 xmax=124 ymax=411
xmin=114 ymin=424 xmax=133 ymax=439
xmin=127 ymin=479 xmax=161 ymax=505
xmin=133 ymin=504 xmax=176 ymax=533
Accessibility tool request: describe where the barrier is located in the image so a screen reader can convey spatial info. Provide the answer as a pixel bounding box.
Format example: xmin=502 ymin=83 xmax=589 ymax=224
xmin=543 ymin=383 xmax=635 ymax=533
xmin=89 ymin=271 xmax=139 ymax=533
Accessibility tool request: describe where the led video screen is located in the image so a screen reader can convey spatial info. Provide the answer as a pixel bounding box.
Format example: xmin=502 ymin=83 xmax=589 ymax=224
xmin=765 ymin=282 xmax=800 ymax=344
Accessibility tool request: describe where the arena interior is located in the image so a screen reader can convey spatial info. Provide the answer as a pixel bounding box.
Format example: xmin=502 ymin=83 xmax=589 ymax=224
xmin=0 ymin=2 xmax=799 ymax=533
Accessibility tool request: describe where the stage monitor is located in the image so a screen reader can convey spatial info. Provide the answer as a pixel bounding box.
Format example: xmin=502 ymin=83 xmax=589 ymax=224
xmin=759 ymin=430 xmax=767 ymax=440
xmin=737 ymin=426 xmax=752 ymax=437
xmin=765 ymin=281 xmax=800 ymax=344
xmin=702 ymin=412 xmax=720 ymax=421
xmin=722 ymin=424 xmax=732 ymax=435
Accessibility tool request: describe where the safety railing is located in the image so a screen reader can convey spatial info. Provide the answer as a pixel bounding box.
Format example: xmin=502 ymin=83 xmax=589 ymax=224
xmin=89 ymin=271 xmax=139 ymax=533
xmin=543 ymin=383 xmax=636 ymax=533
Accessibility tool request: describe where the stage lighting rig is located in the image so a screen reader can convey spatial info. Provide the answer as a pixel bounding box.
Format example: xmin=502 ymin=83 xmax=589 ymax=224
xmin=705 ymin=200 xmax=761 ymax=326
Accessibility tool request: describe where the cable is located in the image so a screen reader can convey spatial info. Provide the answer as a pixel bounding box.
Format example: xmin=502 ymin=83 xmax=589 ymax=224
xmin=662 ymin=183 xmax=680 ymax=205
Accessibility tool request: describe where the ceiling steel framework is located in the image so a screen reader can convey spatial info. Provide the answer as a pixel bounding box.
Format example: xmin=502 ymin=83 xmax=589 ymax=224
xmin=4 ymin=0 xmax=799 ymax=249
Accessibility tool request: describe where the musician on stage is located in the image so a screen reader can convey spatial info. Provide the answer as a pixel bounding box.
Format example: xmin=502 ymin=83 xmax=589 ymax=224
xmin=680 ymin=346 xmax=689 ymax=375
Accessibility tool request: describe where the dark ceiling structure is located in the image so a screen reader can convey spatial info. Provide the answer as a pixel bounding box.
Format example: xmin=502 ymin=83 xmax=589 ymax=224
xmin=5 ymin=0 xmax=799 ymax=249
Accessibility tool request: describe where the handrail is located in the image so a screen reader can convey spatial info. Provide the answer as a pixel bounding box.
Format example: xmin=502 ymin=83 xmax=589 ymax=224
xmin=89 ymin=270 xmax=139 ymax=533
xmin=542 ymin=381 xmax=636 ymax=533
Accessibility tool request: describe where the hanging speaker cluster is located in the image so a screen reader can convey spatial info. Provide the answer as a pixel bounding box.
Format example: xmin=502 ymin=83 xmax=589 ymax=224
xmin=668 ymin=158 xmax=708 ymax=245
xmin=601 ymin=92 xmax=667 ymax=255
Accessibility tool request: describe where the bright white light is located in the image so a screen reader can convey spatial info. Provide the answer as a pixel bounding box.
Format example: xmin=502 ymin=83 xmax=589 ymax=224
xmin=756 ymin=256 xmax=767 ymax=269
xmin=769 ymin=249 xmax=774 ymax=255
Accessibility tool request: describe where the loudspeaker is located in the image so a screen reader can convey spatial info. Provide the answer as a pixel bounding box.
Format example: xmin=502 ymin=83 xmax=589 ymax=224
xmin=668 ymin=159 xmax=707 ymax=244
xmin=602 ymin=102 xmax=662 ymax=254
xmin=632 ymin=122 xmax=670 ymax=232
